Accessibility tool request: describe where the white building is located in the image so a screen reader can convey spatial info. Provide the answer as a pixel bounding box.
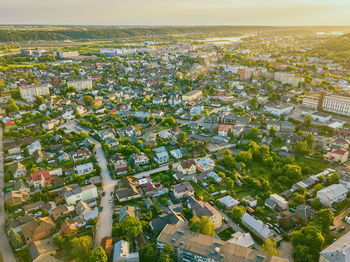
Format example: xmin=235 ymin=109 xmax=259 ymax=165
xmin=264 ymin=105 xmax=294 ymax=117
xmin=67 ymin=79 xmax=93 ymax=91
xmin=27 ymin=141 xmax=42 ymax=156
xmin=274 ymin=72 xmax=304 ymax=87
xmin=75 ymin=163 xmax=94 ymax=175
xmin=317 ymin=184 xmax=349 ymax=208
xmin=322 ymin=95 xmax=350 ymax=117
xmin=19 ymin=84 xmax=51 ymax=102
xmin=269 ymin=194 xmax=288 ymax=210
xmin=320 ymin=230 xmax=350 ymax=262
xmin=113 ymin=240 xmax=139 ymax=262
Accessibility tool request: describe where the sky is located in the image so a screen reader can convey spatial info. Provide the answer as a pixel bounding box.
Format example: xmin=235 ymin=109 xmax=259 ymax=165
xmin=1 ymin=0 xmax=350 ymax=26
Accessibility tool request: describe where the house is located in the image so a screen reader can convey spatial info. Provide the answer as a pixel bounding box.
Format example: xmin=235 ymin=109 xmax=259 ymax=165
xmin=227 ymin=232 xmax=255 ymax=248
xmin=118 ymin=206 xmax=136 ymax=222
xmin=265 ymin=104 xmax=294 ymax=117
xmin=7 ymin=145 xmax=21 ymax=155
xmin=218 ymin=195 xmax=239 ymax=209
xmin=98 ymin=128 xmax=115 ymax=140
xmin=279 ymin=213 xmax=300 ymax=230
xmin=241 ymin=213 xmax=273 ymax=240
xmin=101 ymin=237 xmax=113 ymax=256
xmin=217 ymin=125 xmax=232 ymax=137
xmin=33 ymin=150 xmax=45 ymax=163
xmin=295 ymin=204 xmax=316 ymax=221
xmin=27 ymin=140 xmax=42 ymax=155
xmin=317 ymin=184 xmax=349 ymax=208
xmin=176 ymin=160 xmax=196 ymax=175
xmin=171 ymin=182 xmax=194 ymax=200
xmin=58 ymin=152 xmax=70 ymax=162
xmin=150 ymin=209 xmax=187 ymax=232
xmin=158 ymin=130 xmax=172 ymax=139
xmin=105 ymin=137 xmax=119 ymax=148
xmin=330 ymin=137 xmax=350 ymax=149
xmin=11 ymin=162 xmax=27 ymax=178
xmin=24 ymin=201 xmax=45 ymax=213
xmin=51 ymin=205 xmax=72 ymax=221
xmin=113 ymin=240 xmax=139 ymax=262
xmin=324 ymin=148 xmax=349 ymax=163
xmin=21 ymin=217 xmax=56 ymax=244
xmin=60 ymin=217 xmax=85 ymax=235
xmin=29 ymin=238 xmax=58 ymax=262
xmin=157 ymin=224 xmax=288 ymax=262
xmin=196 ymin=158 xmax=215 ymax=172
xmin=319 ymin=230 xmax=350 ymax=262
xmin=242 ymin=196 xmax=257 ymax=207
xmin=170 ymin=149 xmax=183 ymax=159
xmin=130 ymin=154 xmax=150 ymax=166
xmin=5 ymin=190 xmax=29 ymax=205
xmin=115 ymin=177 xmax=142 ymax=202
xmin=14 ymin=180 xmax=30 ymax=193
xmin=187 ymin=196 xmax=222 ymax=229
xmin=72 ymin=148 xmax=91 ymax=161
xmin=267 ymin=194 xmax=288 ymax=211
xmin=63 ymin=184 xmax=98 ymax=205
xmin=231 ymin=126 xmax=244 ymax=137
xmin=26 ymin=170 xmax=51 ymax=188
xmin=154 ymin=151 xmax=169 ymax=165
xmin=75 ymin=201 xmax=98 ymax=221
xmin=75 ymin=163 xmax=94 ymax=175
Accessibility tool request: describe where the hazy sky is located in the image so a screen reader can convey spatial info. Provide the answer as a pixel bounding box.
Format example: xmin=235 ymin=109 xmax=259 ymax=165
xmin=1 ymin=0 xmax=350 ymax=25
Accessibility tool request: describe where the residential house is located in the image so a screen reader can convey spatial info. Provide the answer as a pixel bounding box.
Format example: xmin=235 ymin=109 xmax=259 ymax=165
xmin=29 ymin=238 xmax=58 ymax=262
xmin=324 ymin=148 xmax=349 ymax=163
xmin=242 ymin=196 xmax=257 ymax=208
xmin=177 ymin=160 xmax=196 ymax=175
xmin=267 ymin=194 xmax=288 ymax=211
xmin=113 ymin=240 xmax=139 ymax=262
xmin=131 ymin=153 xmax=150 ymax=166
xmin=319 ymin=230 xmax=350 ymax=262
xmin=14 ymin=180 xmax=30 ymax=193
xmin=26 ymin=170 xmax=51 ymax=188
xmin=118 ymin=206 xmax=136 ymax=222
xmin=218 ymin=195 xmax=239 ymax=210
xmin=150 ymin=209 xmax=187 ymax=232
xmin=75 ymin=201 xmax=98 ymax=221
xmin=72 ymin=148 xmax=91 ymax=162
xmin=154 ymin=150 xmax=169 ymax=165
xmin=217 ymin=125 xmax=232 ymax=137
xmin=21 ymin=217 xmax=56 ymax=244
xmin=195 ymin=158 xmax=215 ymax=172
xmin=115 ymin=177 xmax=142 ymax=202
xmin=5 ymin=190 xmax=29 ymax=205
xmin=27 ymin=141 xmax=42 ymax=155
xmin=50 ymin=205 xmax=72 ymax=221
xmin=11 ymin=162 xmax=27 ymax=178
xmin=187 ymin=196 xmax=222 ymax=229
xmin=33 ymin=150 xmax=45 ymax=163
xmin=75 ymin=163 xmax=94 ymax=175
xmin=241 ymin=213 xmax=273 ymax=240
xmin=171 ymin=182 xmax=194 ymax=200
xmin=63 ymin=184 xmax=98 ymax=205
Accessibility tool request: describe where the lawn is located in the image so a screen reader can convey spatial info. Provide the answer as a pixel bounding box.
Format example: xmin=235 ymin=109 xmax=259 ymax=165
xmin=189 ymin=181 xmax=211 ymax=202
xmin=218 ymin=227 xmax=235 ymax=241
xmin=295 ymin=156 xmax=331 ymax=173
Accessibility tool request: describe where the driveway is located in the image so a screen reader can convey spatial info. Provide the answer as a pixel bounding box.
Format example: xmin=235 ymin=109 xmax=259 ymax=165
xmin=0 ymin=127 xmax=16 ymax=262
xmin=61 ymin=121 xmax=115 ymax=247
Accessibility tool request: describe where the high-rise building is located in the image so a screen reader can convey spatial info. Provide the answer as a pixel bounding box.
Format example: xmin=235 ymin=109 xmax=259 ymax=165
xmin=19 ymin=84 xmax=51 ymax=102
xmin=67 ymin=79 xmax=92 ymax=91
xmin=322 ymin=94 xmax=350 ymax=116
xmin=274 ymin=72 xmax=304 ymax=87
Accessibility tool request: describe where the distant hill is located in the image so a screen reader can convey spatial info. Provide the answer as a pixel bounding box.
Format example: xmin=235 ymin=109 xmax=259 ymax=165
xmin=322 ymin=33 xmax=350 ymax=52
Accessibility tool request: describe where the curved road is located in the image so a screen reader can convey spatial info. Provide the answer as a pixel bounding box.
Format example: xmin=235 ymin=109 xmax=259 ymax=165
xmin=0 ymin=127 xmax=16 ymax=262
xmin=62 ymin=121 xmax=115 ymax=247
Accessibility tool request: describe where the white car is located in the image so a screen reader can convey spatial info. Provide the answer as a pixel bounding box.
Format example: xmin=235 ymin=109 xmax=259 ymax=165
xmin=0 ymin=192 xmax=4 ymax=197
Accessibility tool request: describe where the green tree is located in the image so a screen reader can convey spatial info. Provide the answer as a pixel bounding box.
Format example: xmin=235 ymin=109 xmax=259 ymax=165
xmin=312 ymin=209 xmax=334 ymax=235
xmin=269 ymin=126 xmax=277 ymax=137
xmin=177 ymin=131 xmax=188 ymax=147
xmin=84 ymin=95 xmax=94 ymax=105
xmin=245 ymin=127 xmax=261 ymax=142
xmin=189 ymin=216 xmax=215 ymax=236
xmin=70 ymin=235 xmax=92 ymax=262
xmin=9 ymin=227 xmax=23 ymax=248
xmin=139 ymin=243 xmax=157 ymax=262
xmin=304 ymin=113 xmax=312 ymax=127
xmin=88 ymin=247 xmax=107 ymax=262
xmin=261 ymin=239 xmax=281 ymax=256
xmin=294 ymin=141 xmax=311 ymax=155
xmin=248 ymin=97 xmax=259 ymax=110
xmin=121 ymin=216 xmax=143 ymax=239
xmin=326 ymin=172 xmax=339 ymax=186
xmin=231 ymin=206 xmax=246 ymax=223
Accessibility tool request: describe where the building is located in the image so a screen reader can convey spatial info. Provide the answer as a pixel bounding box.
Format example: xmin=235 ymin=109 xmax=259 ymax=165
xmin=188 ymin=196 xmax=222 ymax=229
xmin=63 ymin=184 xmax=98 ymax=205
xmin=29 ymin=238 xmax=58 ymax=262
xmin=5 ymin=190 xmax=29 ymax=205
xmin=322 ymin=94 xmax=350 ymax=116
xmin=302 ymin=94 xmax=321 ymax=109
xmin=67 ymin=79 xmax=92 ymax=91
xmin=319 ymin=230 xmax=350 ymax=262
xmin=264 ymin=105 xmax=294 ymax=117
xmin=19 ymin=84 xmax=50 ymax=102
xmin=182 ymin=90 xmax=202 ymax=101
xmin=54 ymin=51 xmax=79 ymax=59
xmin=154 ymin=151 xmax=169 ymax=165
xmin=21 ymin=217 xmax=56 ymax=244
xmin=27 ymin=140 xmax=42 ymax=156
xmin=241 ymin=213 xmax=273 ymax=240
xmin=171 ymin=182 xmax=194 ymax=200
xmin=75 ymin=163 xmax=94 ymax=175
xmin=150 ymin=209 xmax=187 ymax=232
xmin=227 ymin=232 xmax=254 ymax=248
xmin=176 ymin=160 xmax=196 ymax=175
xmin=217 ymin=125 xmax=232 ymax=137
xmin=157 ymin=224 xmax=287 ymax=262
xmin=119 ymin=206 xmax=136 ymax=222
xmin=274 ymin=72 xmax=304 ymax=87
xmin=113 ymin=240 xmax=139 ymax=262
xmin=11 ymin=162 xmax=27 ymax=178
xmin=26 ymin=170 xmax=51 ymax=188
xmin=324 ymin=148 xmax=349 ymax=163
xmin=218 ymin=195 xmax=239 ymax=209
xmin=269 ymin=194 xmax=288 ymax=211
xmin=72 ymin=148 xmax=91 ymax=162
xmin=316 ymin=184 xmax=349 ymax=208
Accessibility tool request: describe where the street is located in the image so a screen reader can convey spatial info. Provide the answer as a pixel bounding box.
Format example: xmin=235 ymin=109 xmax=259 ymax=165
xmin=62 ymin=121 xmax=115 ymax=247
xmin=0 ymin=127 xmax=16 ymax=262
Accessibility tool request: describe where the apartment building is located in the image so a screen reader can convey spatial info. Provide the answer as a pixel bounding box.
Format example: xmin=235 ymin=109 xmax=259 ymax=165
xmin=302 ymin=94 xmax=321 ymax=109
xmin=20 ymin=84 xmax=51 ymax=102
xmin=317 ymin=184 xmax=349 ymax=208
xmin=274 ymin=72 xmax=304 ymax=87
xmin=54 ymin=51 xmax=79 ymax=59
xmin=322 ymin=95 xmax=350 ymax=116
xmin=67 ymin=79 xmax=93 ymax=91
xmin=157 ymin=224 xmax=287 ymax=262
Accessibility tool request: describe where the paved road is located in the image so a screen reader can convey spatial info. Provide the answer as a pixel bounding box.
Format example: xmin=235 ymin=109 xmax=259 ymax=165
xmin=0 ymin=127 xmax=16 ymax=262
xmin=62 ymin=121 xmax=115 ymax=247
xmin=133 ymin=165 xmax=169 ymax=179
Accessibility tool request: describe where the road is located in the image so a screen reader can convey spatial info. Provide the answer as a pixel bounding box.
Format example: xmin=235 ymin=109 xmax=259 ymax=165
xmin=0 ymin=127 xmax=16 ymax=262
xmin=0 ymin=51 xmax=20 ymax=57
xmin=62 ymin=121 xmax=115 ymax=247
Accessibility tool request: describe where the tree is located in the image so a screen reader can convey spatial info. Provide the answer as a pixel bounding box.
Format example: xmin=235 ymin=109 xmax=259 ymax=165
xmin=139 ymin=243 xmax=157 ymax=262
xmin=291 ymin=225 xmax=324 ymax=262
xmin=305 ymin=134 xmax=314 ymax=148
xmin=269 ymin=126 xmax=277 ymax=137
xmin=294 ymin=141 xmax=311 ymax=155
xmin=159 ymin=243 xmax=173 ymax=262
xmin=9 ymin=227 xmax=23 ymax=248
xmin=312 ymin=209 xmax=334 ymax=235
xmin=70 ymin=235 xmax=92 ymax=262
xmin=177 ymin=132 xmax=188 ymax=147
xmin=231 ymin=206 xmax=246 ymax=223
xmin=88 ymin=247 xmax=107 ymax=262
xmin=304 ymin=113 xmax=312 ymax=127
xmin=326 ymin=172 xmax=339 ymax=186
xmin=121 ymin=216 xmax=143 ymax=239
xmin=248 ymin=97 xmax=259 ymax=110
xmin=261 ymin=239 xmax=281 ymax=256
xmin=245 ymin=127 xmax=261 ymax=142
xmin=84 ymin=95 xmax=94 ymax=105
xmin=189 ymin=216 xmax=215 ymax=236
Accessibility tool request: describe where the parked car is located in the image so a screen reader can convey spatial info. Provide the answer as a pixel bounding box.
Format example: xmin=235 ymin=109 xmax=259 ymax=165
xmin=102 ymin=192 xmax=106 ymax=196
xmin=99 ymin=206 xmax=103 ymax=211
